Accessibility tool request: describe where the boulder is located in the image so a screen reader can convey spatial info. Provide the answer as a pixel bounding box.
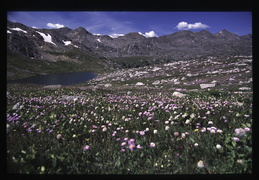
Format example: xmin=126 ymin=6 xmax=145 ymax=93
xmin=12 ymin=102 xmax=22 ymax=110
xmin=152 ymin=80 xmax=160 ymax=85
xmin=135 ymin=82 xmax=144 ymax=86
xmin=6 ymin=124 xmax=13 ymax=134
xmin=104 ymin=83 xmax=112 ymax=87
xmin=172 ymin=92 xmax=186 ymax=98
xmin=200 ymin=83 xmax=215 ymax=89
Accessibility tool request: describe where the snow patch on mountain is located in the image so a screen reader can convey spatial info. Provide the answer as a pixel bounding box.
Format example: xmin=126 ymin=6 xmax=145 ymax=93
xmin=109 ymin=33 xmax=125 ymax=38
xmin=62 ymin=40 xmax=72 ymax=46
xmin=37 ymin=31 xmax=56 ymax=46
xmin=9 ymin=27 xmax=27 ymax=33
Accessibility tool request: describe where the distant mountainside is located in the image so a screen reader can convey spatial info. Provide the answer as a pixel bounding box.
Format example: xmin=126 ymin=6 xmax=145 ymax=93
xmin=7 ymin=21 xmax=252 ymax=79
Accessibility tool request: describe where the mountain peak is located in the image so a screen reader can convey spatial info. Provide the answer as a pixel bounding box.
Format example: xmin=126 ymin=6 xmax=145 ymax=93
xmin=123 ymin=32 xmax=146 ymax=39
xmin=217 ymin=29 xmax=234 ymax=35
xmin=7 ymin=20 xmax=252 ymax=63
xmin=196 ymin=30 xmax=213 ymax=36
xmin=215 ymin=29 xmax=239 ymax=40
xmin=74 ymin=27 xmax=91 ymax=34
xmin=198 ymin=30 xmax=211 ymax=34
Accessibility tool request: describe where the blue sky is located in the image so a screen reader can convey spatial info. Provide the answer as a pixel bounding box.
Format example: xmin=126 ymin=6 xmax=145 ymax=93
xmin=7 ymin=11 xmax=252 ymax=37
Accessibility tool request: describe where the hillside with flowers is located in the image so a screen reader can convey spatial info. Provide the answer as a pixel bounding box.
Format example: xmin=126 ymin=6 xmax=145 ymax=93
xmin=7 ymin=55 xmax=252 ymax=174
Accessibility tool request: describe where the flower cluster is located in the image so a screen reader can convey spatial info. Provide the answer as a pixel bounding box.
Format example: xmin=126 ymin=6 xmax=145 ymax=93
xmin=6 ymin=83 xmax=252 ymax=174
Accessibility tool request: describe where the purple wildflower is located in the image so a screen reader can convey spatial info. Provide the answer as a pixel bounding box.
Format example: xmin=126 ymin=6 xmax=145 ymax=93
xmin=139 ymin=131 xmax=145 ymax=135
xmin=83 ymin=145 xmax=90 ymax=151
xmin=128 ymin=138 xmax=135 ymax=143
xmin=136 ymin=144 xmax=142 ymax=149
xmin=150 ymin=142 xmax=156 ymax=148
xmin=128 ymin=143 xmax=135 ymax=151
xmin=232 ymin=137 xmax=240 ymax=142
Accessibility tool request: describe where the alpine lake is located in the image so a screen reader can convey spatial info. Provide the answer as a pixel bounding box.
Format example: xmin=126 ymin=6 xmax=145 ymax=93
xmin=8 ymin=72 xmax=97 ymax=86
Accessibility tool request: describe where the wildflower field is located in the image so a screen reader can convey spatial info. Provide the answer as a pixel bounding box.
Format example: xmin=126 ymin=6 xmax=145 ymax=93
xmin=7 ymin=83 xmax=252 ymax=174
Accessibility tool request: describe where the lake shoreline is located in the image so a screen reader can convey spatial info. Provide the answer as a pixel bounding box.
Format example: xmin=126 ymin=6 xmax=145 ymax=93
xmin=7 ymin=71 xmax=98 ymax=86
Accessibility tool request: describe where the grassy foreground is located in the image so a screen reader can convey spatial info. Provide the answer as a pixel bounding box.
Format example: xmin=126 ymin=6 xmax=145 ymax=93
xmin=6 ymin=83 xmax=252 ymax=174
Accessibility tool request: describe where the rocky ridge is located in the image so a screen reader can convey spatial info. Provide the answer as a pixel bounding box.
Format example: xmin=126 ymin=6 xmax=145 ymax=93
xmin=7 ymin=21 xmax=252 ymax=61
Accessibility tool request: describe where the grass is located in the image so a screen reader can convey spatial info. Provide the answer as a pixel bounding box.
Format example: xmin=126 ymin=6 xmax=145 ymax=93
xmin=7 ymin=51 xmax=112 ymax=80
xmin=6 ymin=83 xmax=252 ymax=174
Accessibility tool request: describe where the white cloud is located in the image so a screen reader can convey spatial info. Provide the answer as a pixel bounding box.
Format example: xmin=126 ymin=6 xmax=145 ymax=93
xmin=175 ymin=21 xmax=210 ymax=30
xmin=144 ymin=31 xmax=158 ymax=38
xmin=47 ymin=23 xmax=65 ymax=29
xmin=176 ymin=22 xmax=189 ymax=30
xmin=138 ymin=31 xmax=158 ymax=38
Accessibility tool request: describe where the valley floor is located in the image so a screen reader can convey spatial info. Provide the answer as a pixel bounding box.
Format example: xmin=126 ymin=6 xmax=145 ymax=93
xmin=6 ymin=56 xmax=253 ymax=174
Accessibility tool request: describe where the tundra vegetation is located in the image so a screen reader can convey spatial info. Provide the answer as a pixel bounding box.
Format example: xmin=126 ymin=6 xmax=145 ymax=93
xmin=7 ymin=56 xmax=252 ymax=174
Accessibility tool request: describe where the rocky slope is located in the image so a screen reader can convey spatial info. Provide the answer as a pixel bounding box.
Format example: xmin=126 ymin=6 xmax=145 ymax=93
xmin=88 ymin=55 xmax=252 ymax=94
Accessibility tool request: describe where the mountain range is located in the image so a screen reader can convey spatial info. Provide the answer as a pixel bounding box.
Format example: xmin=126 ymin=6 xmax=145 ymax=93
xmin=7 ymin=21 xmax=252 ymax=79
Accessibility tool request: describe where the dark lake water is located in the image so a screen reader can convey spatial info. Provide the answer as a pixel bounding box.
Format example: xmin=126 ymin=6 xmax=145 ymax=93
xmin=8 ymin=72 xmax=97 ymax=86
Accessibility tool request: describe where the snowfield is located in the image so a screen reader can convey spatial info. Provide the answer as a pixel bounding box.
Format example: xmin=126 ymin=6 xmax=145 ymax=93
xmin=9 ymin=27 xmax=27 ymax=33
xmin=36 ymin=31 xmax=56 ymax=46
xmin=62 ymin=40 xmax=72 ymax=46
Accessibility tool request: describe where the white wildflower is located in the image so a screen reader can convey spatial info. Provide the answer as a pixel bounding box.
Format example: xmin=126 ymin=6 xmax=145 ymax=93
xmin=197 ymin=160 xmax=205 ymax=168
xmin=216 ymin=144 xmax=222 ymax=149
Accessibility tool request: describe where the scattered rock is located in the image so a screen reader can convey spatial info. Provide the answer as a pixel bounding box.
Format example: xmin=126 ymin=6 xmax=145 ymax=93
xmin=161 ymin=79 xmax=168 ymax=83
xmin=12 ymin=102 xmax=22 ymax=110
xmin=7 ymin=124 xmax=13 ymax=134
xmin=135 ymin=82 xmax=144 ymax=86
xmin=239 ymin=87 xmax=251 ymax=91
xmin=233 ymin=102 xmax=244 ymax=106
xmin=152 ymin=67 xmax=161 ymax=71
xmin=104 ymin=83 xmax=112 ymax=88
xmin=200 ymin=83 xmax=216 ymax=89
xmin=7 ymin=91 xmax=10 ymax=98
xmin=152 ymin=80 xmax=160 ymax=85
xmin=172 ymin=92 xmax=186 ymax=98
xmin=43 ymin=84 xmax=62 ymax=89
xmin=58 ymin=95 xmax=83 ymax=101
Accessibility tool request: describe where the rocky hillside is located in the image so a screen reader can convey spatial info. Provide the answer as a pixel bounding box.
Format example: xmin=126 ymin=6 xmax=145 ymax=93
xmin=7 ymin=21 xmax=252 ymax=79
xmin=88 ymin=55 xmax=252 ymax=94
